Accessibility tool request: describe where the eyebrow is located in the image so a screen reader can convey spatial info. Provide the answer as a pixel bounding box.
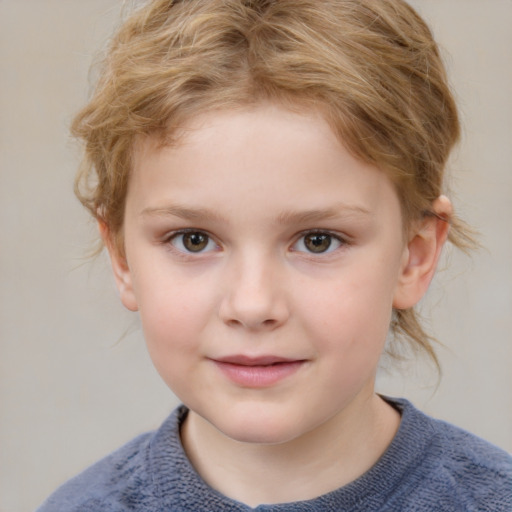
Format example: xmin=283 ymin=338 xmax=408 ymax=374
xmin=141 ymin=204 xmax=371 ymax=224
xmin=275 ymin=205 xmax=371 ymax=225
xmin=141 ymin=205 xmax=227 ymax=222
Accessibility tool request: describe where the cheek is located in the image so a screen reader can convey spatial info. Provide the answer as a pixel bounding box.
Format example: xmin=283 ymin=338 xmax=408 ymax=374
xmin=133 ymin=268 xmax=218 ymax=362
xmin=302 ymin=277 xmax=394 ymax=398
xmin=298 ymin=262 xmax=396 ymax=354
xmin=137 ymin=288 xmax=209 ymax=395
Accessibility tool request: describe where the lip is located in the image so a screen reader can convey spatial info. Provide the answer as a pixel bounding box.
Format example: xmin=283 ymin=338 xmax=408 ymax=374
xmin=211 ymin=355 xmax=306 ymax=388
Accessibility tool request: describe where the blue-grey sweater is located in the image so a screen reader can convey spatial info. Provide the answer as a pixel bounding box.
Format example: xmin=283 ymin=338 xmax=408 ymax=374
xmin=37 ymin=398 xmax=512 ymax=511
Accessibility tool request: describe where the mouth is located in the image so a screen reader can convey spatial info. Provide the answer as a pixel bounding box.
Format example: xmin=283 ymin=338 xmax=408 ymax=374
xmin=211 ymin=355 xmax=306 ymax=388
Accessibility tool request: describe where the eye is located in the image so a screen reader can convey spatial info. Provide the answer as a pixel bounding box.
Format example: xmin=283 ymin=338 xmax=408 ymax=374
xmin=292 ymin=232 xmax=343 ymax=254
xmin=169 ymin=231 xmax=218 ymax=253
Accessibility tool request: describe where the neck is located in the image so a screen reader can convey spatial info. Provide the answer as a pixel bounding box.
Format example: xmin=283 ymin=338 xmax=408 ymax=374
xmin=181 ymin=393 xmax=400 ymax=507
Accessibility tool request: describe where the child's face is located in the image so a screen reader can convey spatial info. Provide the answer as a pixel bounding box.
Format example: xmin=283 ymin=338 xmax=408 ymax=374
xmin=110 ymin=104 xmax=415 ymax=445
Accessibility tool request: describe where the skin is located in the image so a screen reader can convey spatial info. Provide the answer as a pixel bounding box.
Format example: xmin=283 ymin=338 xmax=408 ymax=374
xmin=103 ymin=103 xmax=451 ymax=506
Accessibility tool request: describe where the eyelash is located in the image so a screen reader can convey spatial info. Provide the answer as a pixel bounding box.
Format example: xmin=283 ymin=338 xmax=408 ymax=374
xmin=291 ymin=230 xmax=347 ymax=255
xmin=163 ymin=229 xmax=348 ymax=256
xmin=165 ymin=229 xmax=220 ymax=255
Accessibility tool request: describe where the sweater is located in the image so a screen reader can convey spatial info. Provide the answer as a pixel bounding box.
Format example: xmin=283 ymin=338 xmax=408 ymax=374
xmin=37 ymin=398 xmax=512 ymax=511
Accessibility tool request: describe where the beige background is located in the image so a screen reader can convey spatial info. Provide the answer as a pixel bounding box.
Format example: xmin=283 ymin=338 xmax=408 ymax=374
xmin=1 ymin=1 xmax=511 ymax=511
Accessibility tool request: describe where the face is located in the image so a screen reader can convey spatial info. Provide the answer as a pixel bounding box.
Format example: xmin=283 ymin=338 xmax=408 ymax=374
xmin=110 ymin=104 xmax=421 ymax=445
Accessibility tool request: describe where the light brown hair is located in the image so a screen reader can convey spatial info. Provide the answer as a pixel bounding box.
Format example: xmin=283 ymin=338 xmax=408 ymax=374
xmin=72 ymin=0 xmax=474 ymax=368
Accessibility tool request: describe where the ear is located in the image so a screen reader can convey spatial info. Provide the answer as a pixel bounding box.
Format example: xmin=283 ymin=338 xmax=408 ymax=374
xmin=98 ymin=220 xmax=139 ymax=312
xmin=393 ymin=196 xmax=452 ymax=310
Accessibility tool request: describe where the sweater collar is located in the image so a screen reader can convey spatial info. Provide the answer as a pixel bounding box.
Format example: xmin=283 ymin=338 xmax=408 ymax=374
xmin=148 ymin=397 xmax=442 ymax=511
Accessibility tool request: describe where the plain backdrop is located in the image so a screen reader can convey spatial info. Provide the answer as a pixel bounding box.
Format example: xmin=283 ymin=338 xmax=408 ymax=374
xmin=1 ymin=1 xmax=511 ymax=511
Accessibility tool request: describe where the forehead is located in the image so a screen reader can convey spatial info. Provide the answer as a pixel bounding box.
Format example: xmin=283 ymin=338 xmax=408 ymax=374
xmin=128 ymin=104 xmax=402 ymax=228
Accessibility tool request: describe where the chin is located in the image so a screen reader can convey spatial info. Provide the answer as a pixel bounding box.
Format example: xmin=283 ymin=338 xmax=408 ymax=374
xmin=211 ymin=407 xmax=312 ymax=446
xmin=223 ymin=425 xmax=300 ymax=445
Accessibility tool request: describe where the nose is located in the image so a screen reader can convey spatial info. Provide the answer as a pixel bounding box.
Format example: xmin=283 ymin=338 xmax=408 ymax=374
xmin=218 ymin=251 xmax=289 ymax=331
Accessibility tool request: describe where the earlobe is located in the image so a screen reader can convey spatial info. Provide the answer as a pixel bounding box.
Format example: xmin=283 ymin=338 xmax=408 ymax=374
xmin=98 ymin=220 xmax=139 ymax=312
xmin=392 ymin=196 xmax=452 ymax=310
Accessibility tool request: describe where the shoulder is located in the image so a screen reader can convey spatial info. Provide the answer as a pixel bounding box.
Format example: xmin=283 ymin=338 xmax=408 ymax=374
xmin=36 ymin=428 xmax=158 ymax=511
xmin=430 ymin=416 xmax=512 ymax=509
xmin=389 ymin=398 xmax=512 ymax=511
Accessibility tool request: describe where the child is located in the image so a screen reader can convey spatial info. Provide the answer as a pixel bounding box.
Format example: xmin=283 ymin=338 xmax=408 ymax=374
xmin=38 ymin=0 xmax=512 ymax=510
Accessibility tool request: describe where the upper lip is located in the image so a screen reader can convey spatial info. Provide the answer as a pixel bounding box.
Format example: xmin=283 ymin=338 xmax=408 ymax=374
xmin=213 ymin=355 xmax=302 ymax=366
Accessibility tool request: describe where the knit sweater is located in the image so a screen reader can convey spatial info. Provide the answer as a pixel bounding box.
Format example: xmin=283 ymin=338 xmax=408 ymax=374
xmin=37 ymin=398 xmax=512 ymax=511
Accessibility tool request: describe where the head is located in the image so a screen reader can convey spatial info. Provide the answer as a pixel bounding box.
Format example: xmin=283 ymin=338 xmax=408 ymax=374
xmin=73 ymin=0 xmax=471 ymax=370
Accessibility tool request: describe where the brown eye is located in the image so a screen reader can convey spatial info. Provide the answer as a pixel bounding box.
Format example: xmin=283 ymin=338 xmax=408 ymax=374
xmin=303 ymin=233 xmax=332 ymax=253
xmin=292 ymin=232 xmax=343 ymax=254
xmin=183 ymin=232 xmax=209 ymax=252
xmin=170 ymin=231 xmax=216 ymax=253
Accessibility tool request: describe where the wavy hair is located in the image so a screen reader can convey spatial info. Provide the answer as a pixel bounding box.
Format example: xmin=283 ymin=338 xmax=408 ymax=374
xmin=72 ymin=0 xmax=475 ymax=368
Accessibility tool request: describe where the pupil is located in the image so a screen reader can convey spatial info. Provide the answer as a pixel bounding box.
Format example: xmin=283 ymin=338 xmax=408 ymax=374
xmin=305 ymin=234 xmax=331 ymax=253
xmin=184 ymin=232 xmax=208 ymax=252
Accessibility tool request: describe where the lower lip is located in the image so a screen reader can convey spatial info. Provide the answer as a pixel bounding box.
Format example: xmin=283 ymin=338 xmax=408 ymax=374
xmin=213 ymin=360 xmax=305 ymax=388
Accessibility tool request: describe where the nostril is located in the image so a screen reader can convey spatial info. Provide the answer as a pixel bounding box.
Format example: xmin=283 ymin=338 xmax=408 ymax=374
xmin=218 ymin=287 xmax=289 ymax=330
xmin=224 ymin=317 xmax=280 ymax=330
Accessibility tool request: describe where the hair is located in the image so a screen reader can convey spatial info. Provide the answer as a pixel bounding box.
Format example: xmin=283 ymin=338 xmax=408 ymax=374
xmin=72 ymin=0 xmax=475 ymax=369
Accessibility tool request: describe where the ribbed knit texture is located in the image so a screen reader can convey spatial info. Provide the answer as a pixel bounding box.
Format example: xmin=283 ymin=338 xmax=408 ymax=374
xmin=37 ymin=398 xmax=512 ymax=511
